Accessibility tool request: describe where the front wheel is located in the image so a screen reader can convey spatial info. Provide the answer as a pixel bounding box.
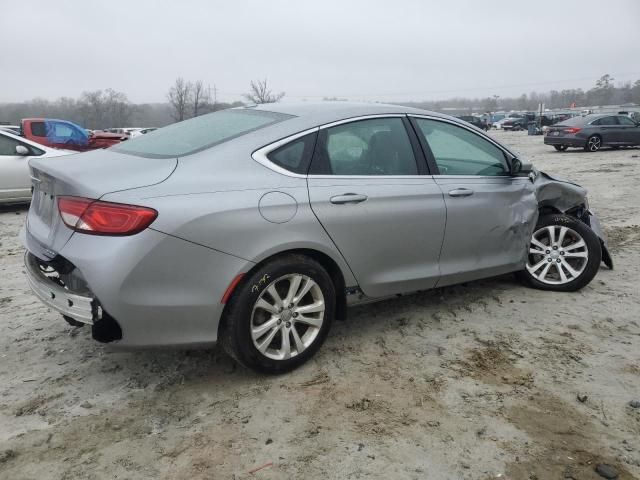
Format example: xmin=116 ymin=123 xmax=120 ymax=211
xmin=518 ymin=214 xmax=602 ymax=292
xmin=554 ymin=145 xmax=568 ymax=152
xmin=220 ymin=254 xmax=335 ymax=374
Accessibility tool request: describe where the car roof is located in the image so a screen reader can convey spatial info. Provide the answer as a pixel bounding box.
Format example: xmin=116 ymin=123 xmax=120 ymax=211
xmin=245 ymin=101 xmax=449 ymax=125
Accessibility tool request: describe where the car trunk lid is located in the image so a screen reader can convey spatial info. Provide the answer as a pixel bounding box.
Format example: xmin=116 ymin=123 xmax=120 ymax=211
xmin=26 ymin=149 xmax=177 ymax=257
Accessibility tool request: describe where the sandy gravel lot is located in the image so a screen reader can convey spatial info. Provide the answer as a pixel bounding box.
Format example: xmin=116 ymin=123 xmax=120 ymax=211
xmin=1 ymin=131 xmax=639 ymax=480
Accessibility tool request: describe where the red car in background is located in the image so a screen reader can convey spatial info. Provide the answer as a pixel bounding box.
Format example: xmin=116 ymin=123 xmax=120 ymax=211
xmin=21 ymin=118 xmax=126 ymax=151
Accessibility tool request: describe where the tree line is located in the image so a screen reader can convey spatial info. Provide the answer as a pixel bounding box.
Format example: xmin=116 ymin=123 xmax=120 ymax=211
xmin=1 ymin=74 xmax=638 ymax=129
xmin=404 ymin=75 xmax=640 ymax=113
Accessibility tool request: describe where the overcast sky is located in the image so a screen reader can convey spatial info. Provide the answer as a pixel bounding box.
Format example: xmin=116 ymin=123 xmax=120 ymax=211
xmin=1 ymin=0 xmax=639 ymax=104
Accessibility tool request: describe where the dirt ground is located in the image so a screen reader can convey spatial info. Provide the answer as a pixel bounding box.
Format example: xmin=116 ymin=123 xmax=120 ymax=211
xmin=1 ymin=130 xmax=639 ymax=480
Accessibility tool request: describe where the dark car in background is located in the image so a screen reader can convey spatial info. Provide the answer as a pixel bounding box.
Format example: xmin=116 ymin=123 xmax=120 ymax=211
xmin=455 ymin=115 xmax=489 ymax=131
xmin=544 ymin=114 xmax=640 ymax=152
xmin=502 ymin=117 xmax=527 ymax=131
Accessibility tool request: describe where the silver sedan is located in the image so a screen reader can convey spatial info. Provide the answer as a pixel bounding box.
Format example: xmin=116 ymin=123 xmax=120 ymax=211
xmin=22 ymin=103 xmax=612 ymax=373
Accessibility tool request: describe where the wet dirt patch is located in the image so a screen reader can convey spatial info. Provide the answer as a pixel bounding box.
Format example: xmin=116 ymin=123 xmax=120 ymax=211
xmin=448 ymin=340 xmax=534 ymax=388
xmin=504 ymin=395 xmax=636 ymax=480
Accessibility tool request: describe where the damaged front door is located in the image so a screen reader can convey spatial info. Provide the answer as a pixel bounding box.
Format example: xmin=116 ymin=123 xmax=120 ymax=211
xmin=410 ymin=116 xmax=537 ymax=287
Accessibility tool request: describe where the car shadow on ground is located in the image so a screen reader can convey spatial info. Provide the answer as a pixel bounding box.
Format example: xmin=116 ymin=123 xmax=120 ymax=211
xmin=0 ymin=204 xmax=29 ymax=215
xmin=56 ymin=273 xmax=525 ymax=391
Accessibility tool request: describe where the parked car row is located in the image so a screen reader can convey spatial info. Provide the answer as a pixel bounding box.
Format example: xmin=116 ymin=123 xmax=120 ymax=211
xmin=0 ymin=120 xmax=156 ymax=205
xmin=100 ymin=127 xmax=157 ymax=138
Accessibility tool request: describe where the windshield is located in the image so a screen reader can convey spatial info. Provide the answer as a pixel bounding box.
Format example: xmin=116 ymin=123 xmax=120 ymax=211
xmin=112 ymin=109 xmax=293 ymax=158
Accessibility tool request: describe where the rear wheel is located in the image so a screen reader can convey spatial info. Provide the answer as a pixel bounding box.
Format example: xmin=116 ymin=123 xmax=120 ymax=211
xmin=585 ymin=135 xmax=602 ymax=152
xmin=220 ymin=254 xmax=335 ymax=374
xmin=554 ymin=145 xmax=568 ymax=152
xmin=518 ymin=214 xmax=601 ymax=292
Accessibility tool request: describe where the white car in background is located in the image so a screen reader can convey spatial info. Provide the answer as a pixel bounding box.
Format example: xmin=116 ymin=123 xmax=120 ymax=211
xmin=0 ymin=124 xmax=21 ymax=135
xmin=0 ymin=129 xmax=76 ymax=204
xmin=493 ymin=117 xmax=513 ymax=130
xmin=128 ymin=127 xmax=157 ymax=138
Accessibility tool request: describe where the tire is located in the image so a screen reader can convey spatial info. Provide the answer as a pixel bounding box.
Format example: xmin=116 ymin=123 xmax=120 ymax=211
xmin=554 ymin=145 xmax=568 ymax=152
xmin=220 ymin=254 xmax=335 ymax=374
xmin=517 ymin=214 xmax=602 ymax=292
xmin=63 ymin=315 xmax=85 ymax=327
xmin=584 ymin=135 xmax=602 ymax=152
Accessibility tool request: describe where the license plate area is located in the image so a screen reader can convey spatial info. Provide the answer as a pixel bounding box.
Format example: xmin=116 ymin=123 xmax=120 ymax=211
xmin=31 ymin=174 xmax=55 ymax=228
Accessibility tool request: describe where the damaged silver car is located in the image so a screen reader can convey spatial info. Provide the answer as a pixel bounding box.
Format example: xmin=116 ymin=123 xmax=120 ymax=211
xmin=21 ymin=103 xmax=612 ymax=373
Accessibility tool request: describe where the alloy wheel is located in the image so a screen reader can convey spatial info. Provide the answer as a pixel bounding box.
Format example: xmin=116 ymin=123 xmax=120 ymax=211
xmin=587 ymin=136 xmax=601 ymax=152
xmin=250 ymin=274 xmax=325 ymax=360
xmin=526 ymin=225 xmax=589 ymax=285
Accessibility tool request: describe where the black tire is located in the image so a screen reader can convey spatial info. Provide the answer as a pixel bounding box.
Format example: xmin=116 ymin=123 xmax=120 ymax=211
xmin=584 ymin=135 xmax=602 ymax=152
xmin=220 ymin=254 xmax=335 ymax=374
xmin=554 ymin=145 xmax=568 ymax=152
xmin=517 ymin=214 xmax=602 ymax=292
xmin=63 ymin=315 xmax=85 ymax=327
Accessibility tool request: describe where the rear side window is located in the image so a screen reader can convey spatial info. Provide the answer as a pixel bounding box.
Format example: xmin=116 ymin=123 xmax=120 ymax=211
xmin=310 ymin=117 xmax=418 ymax=175
xmin=31 ymin=122 xmax=46 ymax=137
xmin=593 ymin=116 xmax=618 ymax=126
xmin=113 ymin=109 xmax=294 ymax=158
xmin=267 ymin=132 xmax=317 ymax=174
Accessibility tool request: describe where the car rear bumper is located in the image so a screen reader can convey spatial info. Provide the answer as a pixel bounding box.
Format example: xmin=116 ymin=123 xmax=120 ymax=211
xmin=544 ymin=135 xmax=584 ymax=147
xmin=24 ymin=252 xmax=100 ymax=325
xmin=23 ymin=226 xmax=254 ymax=348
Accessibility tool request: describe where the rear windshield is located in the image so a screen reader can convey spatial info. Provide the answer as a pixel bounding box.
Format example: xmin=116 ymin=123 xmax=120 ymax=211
xmin=112 ymin=109 xmax=293 ymax=158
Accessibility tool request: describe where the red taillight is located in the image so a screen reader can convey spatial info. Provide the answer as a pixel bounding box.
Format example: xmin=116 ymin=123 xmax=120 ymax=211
xmin=58 ymin=196 xmax=157 ymax=236
xmin=563 ymin=127 xmax=582 ymax=134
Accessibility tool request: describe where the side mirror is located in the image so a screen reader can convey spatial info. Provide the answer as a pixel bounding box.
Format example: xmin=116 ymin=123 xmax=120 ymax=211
xmin=15 ymin=145 xmax=29 ymax=155
xmin=510 ymin=157 xmax=533 ymax=176
xmin=510 ymin=158 xmax=522 ymax=175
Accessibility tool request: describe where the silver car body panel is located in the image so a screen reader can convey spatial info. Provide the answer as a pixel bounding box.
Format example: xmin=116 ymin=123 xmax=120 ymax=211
xmin=433 ymin=175 xmax=537 ymax=287
xmin=307 ymin=175 xmax=446 ymax=297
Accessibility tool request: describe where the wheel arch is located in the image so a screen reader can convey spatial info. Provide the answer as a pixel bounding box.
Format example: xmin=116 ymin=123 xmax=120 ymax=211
xmin=218 ymin=247 xmax=350 ymax=337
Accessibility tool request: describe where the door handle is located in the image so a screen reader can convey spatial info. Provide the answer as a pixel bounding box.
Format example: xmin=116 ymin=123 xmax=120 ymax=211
xmin=330 ymin=193 xmax=368 ymax=205
xmin=448 ymin=188 xmax=474 ymax=197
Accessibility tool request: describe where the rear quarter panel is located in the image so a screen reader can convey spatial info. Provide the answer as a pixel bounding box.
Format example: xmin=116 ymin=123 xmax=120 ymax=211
xmin=102 ymin=153 xmax=358 ymax=288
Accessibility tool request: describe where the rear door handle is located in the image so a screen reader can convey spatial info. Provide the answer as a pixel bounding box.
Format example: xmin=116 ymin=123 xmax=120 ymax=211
xmin=448 ymin=188 xmax=474 ymax=197
xmin=330 ymin=193 xmax=368 ymax=204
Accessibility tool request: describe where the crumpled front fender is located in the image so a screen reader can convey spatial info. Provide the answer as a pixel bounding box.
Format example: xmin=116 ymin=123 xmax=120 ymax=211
xmin=532 ymin=170 xmax=613 ymax=269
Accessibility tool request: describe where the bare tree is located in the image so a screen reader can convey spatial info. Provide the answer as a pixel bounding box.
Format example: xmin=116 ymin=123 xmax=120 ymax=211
xmin=79 ymin=90 xmax=106 ymax=129
xmin=167 ymin=77 xmax=192 ymax=122
xmin=192 ymin=80 xmax=212 ymax=117
xmin=243 ymin=78 xmax=285 ymax=104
